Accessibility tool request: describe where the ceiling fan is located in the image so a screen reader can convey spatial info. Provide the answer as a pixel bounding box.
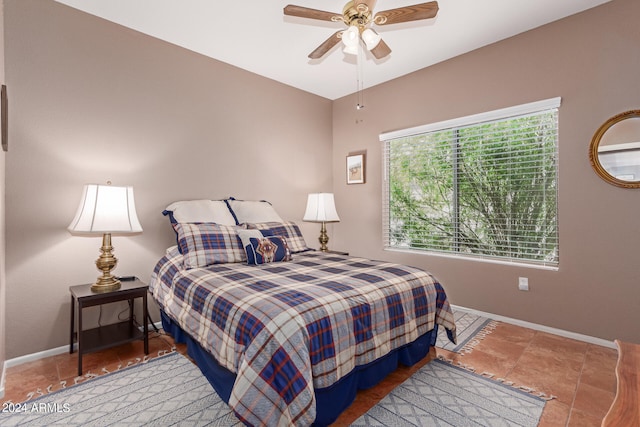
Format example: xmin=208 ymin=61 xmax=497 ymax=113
xmin=284 ymin=0 xmax=439 ymax=60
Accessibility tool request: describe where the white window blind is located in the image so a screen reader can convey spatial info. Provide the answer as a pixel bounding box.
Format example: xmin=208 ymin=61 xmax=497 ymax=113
xmin=382 ymin=98 xmax=560 ymax=267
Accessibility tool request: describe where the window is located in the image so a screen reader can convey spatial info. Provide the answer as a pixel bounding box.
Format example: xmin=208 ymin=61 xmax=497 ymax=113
xmin=381 ymin=98 xmax=560 ymax=268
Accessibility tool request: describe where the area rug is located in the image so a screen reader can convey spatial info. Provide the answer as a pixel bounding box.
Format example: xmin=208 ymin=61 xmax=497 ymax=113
xmin=351 ymin=358 xmax=545 ymax=427
xmin=1 ymin=352 xmax=242 ymax=426
xmin=3 ymin=350 xmax=545 ymax=426
xmin=437 ymin=309 xmax=498 ymax=354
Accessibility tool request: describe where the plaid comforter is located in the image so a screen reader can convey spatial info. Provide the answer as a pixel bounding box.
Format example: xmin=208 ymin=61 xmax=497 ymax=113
xmin=149 ymin=247 xmax=456 ymax=426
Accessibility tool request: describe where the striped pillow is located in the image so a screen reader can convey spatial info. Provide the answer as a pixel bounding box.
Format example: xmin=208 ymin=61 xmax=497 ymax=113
xmin=247 ymin=221 xmax=310 ymax=254
xmin=173 ymin=223 xmax=246 ymax=268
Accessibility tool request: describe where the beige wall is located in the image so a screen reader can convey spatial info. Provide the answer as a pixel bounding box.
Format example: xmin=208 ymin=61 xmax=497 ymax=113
xmin=3 ymin=0 xmax=332 ymax=358
xmin=332 ymin=0 xmax=640 ymax=342
xmin=3 ymin=0 xmax=639 ymax=360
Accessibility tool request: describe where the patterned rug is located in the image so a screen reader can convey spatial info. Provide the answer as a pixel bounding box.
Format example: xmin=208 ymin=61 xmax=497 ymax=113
xmin=3 ymin=347 xmax=545 ymax=426
xmin=2 ymin=352 xmax=242 ymax=426
xmin=437 ymin=309 xmax=498 ymax=354
xmin=352 ymin=359 xmax=546 ymax=426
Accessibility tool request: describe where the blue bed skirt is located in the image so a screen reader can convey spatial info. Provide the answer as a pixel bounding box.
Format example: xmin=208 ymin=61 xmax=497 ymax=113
xmin=161 ymin=310 xmax=438 ymax=426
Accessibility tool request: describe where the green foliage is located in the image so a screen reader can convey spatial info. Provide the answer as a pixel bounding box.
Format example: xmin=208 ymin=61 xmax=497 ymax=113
xmin=387 ymin=112 xmax=558 ymax=265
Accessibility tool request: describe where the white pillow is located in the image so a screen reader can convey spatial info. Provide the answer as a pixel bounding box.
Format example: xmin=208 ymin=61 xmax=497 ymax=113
xmin=164 ymin=200 xmax=236 ymax=225
xmin=227 ymin=199 xmax=284 ymax=224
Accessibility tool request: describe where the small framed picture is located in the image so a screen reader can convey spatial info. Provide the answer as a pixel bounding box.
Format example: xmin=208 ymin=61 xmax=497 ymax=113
xmin=346 ymin=151 xmax=366 ymax=184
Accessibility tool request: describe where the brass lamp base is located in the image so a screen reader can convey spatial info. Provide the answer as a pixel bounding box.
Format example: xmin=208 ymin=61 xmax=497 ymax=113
xmin=318 ymin=221 xmax=330 ymax=252
xmin=91 ymin=233 xmax=121 ymax=293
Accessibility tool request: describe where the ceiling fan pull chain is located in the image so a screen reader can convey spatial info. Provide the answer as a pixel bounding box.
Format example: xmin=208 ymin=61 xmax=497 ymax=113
xmin=356 ymin=42 xmax=365 ymax=110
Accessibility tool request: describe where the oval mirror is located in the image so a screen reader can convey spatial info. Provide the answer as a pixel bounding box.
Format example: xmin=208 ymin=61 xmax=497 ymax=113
xmin=589 ymin=110 xmax=640 ymax=188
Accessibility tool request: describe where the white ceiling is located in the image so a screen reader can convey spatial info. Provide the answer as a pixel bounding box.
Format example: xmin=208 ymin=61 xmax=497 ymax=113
xmin=55 ymin=0 xmax=610 ymax=100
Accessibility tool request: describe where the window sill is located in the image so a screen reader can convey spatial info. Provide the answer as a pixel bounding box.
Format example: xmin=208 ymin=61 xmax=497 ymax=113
xmin=383 ymin=247 xmax=559 ymax=271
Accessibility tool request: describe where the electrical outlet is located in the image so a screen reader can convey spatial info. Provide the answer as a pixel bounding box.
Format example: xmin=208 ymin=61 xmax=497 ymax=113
xmin=518 ymin=277 xmax=529 ymax=291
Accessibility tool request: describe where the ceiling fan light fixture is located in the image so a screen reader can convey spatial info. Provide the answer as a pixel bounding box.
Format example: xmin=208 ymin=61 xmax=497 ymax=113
xmin=362 ymin=28 xmax=381 ymax=51
xmin=342 ymin=25 xmax=359 ymax=46
xmin=342 ymin=43 xmax=359 ymax=55
xmin=341 ymin=25 xmax=360 ymax=55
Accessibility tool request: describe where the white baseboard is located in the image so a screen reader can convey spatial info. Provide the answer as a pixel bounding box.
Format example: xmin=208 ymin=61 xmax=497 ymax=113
xmin=5 ymin=321 xmax=163 ymax=369
xmin=5 ymin=343 xmax=74 ymax=369
xmin=452 ymin=304 xmax=616 ymax=349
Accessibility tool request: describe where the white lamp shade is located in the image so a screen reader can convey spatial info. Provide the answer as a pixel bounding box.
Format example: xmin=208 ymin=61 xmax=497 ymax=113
xmin=303 ymin=193 xmax=340 ymax=223
xmin=342 ymin=26 xmax=360 ymax=47
xmin=68 ymin=184 xmax=143 ymax=234
xmin=342 ymin=44 xmax=359 ymax=55
xmin=362 ymin=28 xmax=382 ymax=50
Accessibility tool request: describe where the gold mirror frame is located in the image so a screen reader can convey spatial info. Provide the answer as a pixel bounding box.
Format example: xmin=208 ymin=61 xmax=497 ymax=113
xmin=589 ymin=110 xmax=640 ymax=189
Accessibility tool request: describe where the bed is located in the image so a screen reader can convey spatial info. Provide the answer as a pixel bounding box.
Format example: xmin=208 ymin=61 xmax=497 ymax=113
xmin=148 ymin=198 xmax=457 ymax=426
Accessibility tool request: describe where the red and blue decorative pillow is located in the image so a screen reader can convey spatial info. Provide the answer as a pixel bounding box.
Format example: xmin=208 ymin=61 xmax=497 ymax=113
xmin=246 ymin=236 xmax=291 ymax=265
xmin=237 ymin=228 xmax=292 ymax=265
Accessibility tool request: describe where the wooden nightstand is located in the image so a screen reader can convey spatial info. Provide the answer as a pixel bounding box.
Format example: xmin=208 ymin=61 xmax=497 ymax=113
xmin=69 ymin=278 xmax=149 ymax=376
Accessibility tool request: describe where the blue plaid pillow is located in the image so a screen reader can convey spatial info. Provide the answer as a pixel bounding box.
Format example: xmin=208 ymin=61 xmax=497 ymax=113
xmin=163 ymin=200 xmax=236 ymax=254
xmin=248 ymin=221 xmax=310 ymax=254
xmin=246 ymin=236 xmax=292 ymax=265
xmin=173 ymin=223 xmax=246 ymax=268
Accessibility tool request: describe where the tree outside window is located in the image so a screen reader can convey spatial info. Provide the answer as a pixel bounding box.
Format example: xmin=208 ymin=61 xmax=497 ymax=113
xmin=383 ymin=108 xmax=558 ymax=267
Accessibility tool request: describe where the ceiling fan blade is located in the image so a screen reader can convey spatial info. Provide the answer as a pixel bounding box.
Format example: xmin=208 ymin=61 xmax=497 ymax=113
xmin=284 ymin=5 xmax=340 ymax=22
xmin=370 ymin=39 xmax=392 ymax=59
xmin=308 ymin=31 xmax=342 ymax=59
xmin=374 ymin=1 xmax=439 ymax=25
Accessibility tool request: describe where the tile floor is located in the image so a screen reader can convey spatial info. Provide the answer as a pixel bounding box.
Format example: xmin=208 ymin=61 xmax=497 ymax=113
xmin=1 ymin=322 xmax=618 ymax=426
xmin=335 ymin=322 xmax=618 ymax=426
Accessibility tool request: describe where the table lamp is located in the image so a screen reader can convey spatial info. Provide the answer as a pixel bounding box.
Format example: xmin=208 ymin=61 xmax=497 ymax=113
xmin=303 ymin=193 xmax=340 ymax=252
xmin=68 ymin=183 xmax=142 ymax=292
